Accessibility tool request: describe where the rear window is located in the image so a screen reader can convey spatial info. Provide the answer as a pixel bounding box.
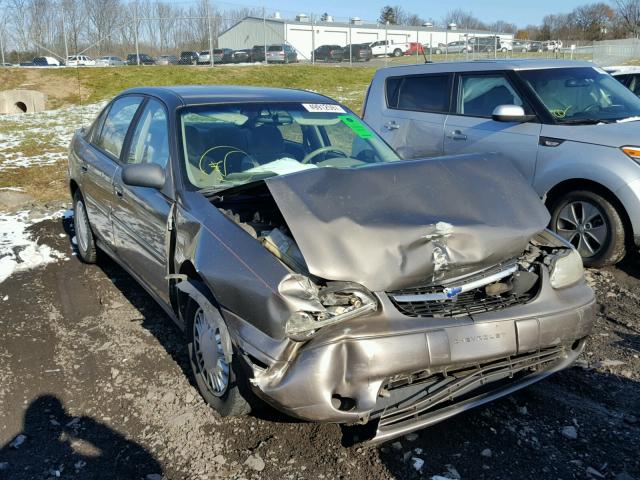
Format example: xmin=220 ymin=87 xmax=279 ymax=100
xmin=386 ymin=74 xmax=451 ymax=113
xmin=268 ymin=46 xmax=283 ymax=52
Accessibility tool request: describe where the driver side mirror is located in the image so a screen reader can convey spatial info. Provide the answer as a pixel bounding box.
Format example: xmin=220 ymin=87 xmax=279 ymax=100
xmin=122 ymin=163 xmax=165 ymax=189
xmin=492 ymin=104 xmax=536 ymax=123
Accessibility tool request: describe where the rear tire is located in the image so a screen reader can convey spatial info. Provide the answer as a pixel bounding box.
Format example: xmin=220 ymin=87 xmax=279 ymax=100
xmin=186 ymin=298 xmax=251 ymax=417
xmin=392 ymin=48 xmax=402 ymax=57
xmin=73 ymin=190 xmax=97 ymax=263
xmin=549 ymin=189 xmax=626 ymax=267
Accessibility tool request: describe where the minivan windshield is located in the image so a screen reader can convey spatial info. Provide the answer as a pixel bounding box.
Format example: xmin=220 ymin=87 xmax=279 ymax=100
xmin=180 ymin=102 xmax=401 ymax=191
xmin=517 ymin=67 xmax=640 ymax=124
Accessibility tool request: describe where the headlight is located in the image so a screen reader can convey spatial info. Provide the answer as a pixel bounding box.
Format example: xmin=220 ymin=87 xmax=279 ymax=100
xmin=549 ymin=248 xmax=584 ymax=289
xmin=622 ymin=146 xmax=640 ymax=163
xmin=280 ymin=275 xmax=378 ymax=340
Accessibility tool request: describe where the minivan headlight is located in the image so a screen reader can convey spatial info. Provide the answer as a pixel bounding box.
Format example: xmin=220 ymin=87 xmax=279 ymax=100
xmin=549 ymin=248 xmax=584 ymax=289
xmin=279 ymin=275 xmax=378 ymax=340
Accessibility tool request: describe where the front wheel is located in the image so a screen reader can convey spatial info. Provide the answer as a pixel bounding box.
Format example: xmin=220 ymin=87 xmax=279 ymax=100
xmin=186 ymin=299 xmax=251 ymax=416
xmin=73 ymin=190 xmax=97 ymax=263
xmin=549 ymin=190 xmax=627 ymax=267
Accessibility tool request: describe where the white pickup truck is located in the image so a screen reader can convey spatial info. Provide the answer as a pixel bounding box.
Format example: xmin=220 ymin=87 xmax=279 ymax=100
xmin=368 ymin=40 xmax=409 ymax=57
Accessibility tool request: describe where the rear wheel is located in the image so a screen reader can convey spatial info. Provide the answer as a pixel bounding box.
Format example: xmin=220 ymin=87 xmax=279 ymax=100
xmin=549 ymin=190 xmax=626 ymax=267
xmin=186 ymin=299 xmax=251 ymax=416
xmin=392 ymin=48 xmax=402 ymax=57
xmin=73 ymin=190 xmax=97 ymax=263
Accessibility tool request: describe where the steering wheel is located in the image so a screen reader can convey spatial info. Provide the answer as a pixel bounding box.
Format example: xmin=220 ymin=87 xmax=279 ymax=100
xmin=302 ymin=146 xmax=349 ymax=164
xmin=198 ymin=145 xmax=255 ymax=176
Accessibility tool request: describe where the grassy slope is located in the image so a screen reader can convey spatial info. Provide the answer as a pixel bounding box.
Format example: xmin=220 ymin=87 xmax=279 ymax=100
xmin=0 ymin=65 xmax=376 ymax=202
xmin=0 ymin=65 xmax=376 ymax=112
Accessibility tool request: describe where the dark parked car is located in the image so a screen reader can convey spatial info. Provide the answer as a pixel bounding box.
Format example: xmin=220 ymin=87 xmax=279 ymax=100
xmin=342 ymin=43 xmax=372 ymax=61
xmin=179 ymin=51 xmax=200 ymax=65
xmin=69 ymin=85 xmax=594 ymax=444
xmin=250 ymin=45 xmax=266 ymax=62
xmin=528 ymin=41 xmax=543 ymax=52
xmin=313 ymin=44 xmax=343 ymax=62
xmin=127 ymin=53 xmax=155 ymax=65
xmin=231 ymin=49 xmax=252 ymax=63
xmin=266 ymin=44 xmax=297 ymax=63
xmin=213 ymin=48 xmax=234 ymax=63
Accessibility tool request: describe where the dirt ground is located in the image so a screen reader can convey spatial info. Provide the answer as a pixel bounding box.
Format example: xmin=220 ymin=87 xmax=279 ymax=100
xmin=0 ymin=205 xmax=638 ymax=480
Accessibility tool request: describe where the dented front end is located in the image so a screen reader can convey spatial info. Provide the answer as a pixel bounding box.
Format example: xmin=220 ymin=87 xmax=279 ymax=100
xmin=179 ymin=155 xmax=595 ymax=444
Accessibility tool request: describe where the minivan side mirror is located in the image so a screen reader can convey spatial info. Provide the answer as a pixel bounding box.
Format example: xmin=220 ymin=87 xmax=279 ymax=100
xmin=492 ymin=104 xmax=535 ymax=122
xmin=122 ymin=163 xmax=165 ymax=189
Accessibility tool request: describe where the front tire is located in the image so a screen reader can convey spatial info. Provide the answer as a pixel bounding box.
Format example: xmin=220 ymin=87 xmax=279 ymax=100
xmin=186 ymin=299 xmax=251 ymax=416
xmin=73 ymin=190 xmax=97 ymax=263
xmin=549 ymin=190 xmax=626 ymax=267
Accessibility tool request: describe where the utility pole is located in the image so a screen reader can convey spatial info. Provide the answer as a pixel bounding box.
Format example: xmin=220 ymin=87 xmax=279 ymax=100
xmin=134 ymin=3 xmax=140 ymax=65
xmin=207 ymin=0 xmax=214 ymax=66
xmin=62 ymin=16 xmax=69 ymax=61
xmin=0 ymin=26 xmax=5 ymax=66
xmin=348 ymin=21 xmax=352 ymax=66
xmin=263 ymin=8 xmax=267 ymax=64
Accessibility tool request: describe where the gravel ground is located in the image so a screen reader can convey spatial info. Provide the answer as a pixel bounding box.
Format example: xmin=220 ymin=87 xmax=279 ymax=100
xmin=0 ymin=206 xmax=638 ymax=480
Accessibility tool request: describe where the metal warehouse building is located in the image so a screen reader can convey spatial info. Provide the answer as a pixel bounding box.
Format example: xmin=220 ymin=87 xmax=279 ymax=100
xmin=218 ymin=15 xmax=514 ymax=61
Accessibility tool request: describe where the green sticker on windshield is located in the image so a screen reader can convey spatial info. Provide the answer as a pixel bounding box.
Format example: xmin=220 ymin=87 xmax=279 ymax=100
xmin=339 ymin=115 xmax=373 ymax=138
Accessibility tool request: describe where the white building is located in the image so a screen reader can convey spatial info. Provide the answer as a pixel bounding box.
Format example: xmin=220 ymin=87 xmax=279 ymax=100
xmin=218 ymin=15 xmax=514 ymax=61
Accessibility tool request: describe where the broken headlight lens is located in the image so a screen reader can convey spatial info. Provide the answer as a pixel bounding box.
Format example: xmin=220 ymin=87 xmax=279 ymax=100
xmin=284 ymin=281 xmax=378 ymax=340
xmin=549 ymin=248 xmax=584 ymax=289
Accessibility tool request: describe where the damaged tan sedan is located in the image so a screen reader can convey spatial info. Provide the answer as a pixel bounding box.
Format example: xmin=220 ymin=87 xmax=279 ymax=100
xmin=68 ymin=86 xmax=595 ymax=444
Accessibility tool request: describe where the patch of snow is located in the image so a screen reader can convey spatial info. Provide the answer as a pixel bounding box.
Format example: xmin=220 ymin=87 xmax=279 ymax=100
xmin=0 ymin=102 xmax=105 ymax=172
xmin=0 ymin=210 xmax=67 ymax=283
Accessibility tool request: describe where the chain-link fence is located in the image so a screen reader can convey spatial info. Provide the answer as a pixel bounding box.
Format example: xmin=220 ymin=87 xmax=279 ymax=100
xmin=0 ymin=0 xmax=625 ymax=69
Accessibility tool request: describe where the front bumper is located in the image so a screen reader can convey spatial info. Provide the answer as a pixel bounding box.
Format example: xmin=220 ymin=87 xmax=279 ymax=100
xmin=236 ymin=267 xmax=595 ymax=442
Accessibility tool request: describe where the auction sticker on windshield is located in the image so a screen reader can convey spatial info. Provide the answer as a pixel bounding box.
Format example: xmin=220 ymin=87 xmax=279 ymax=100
xmin=302 ymin=103 xmax=346 ymax=113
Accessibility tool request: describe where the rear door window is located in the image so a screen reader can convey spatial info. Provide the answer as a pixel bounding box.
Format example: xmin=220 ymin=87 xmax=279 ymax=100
xmin=457 ymin=73 xmax=528 ymax=117
xmin=386 ymin=74 xmax=451 ymax=113
xmin=94 ymin=96 xmax=143 ymax=159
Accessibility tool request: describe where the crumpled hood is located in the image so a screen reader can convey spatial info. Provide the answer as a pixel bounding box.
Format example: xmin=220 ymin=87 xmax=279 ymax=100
xmin=542 ymin=121 xmax=640 ymax=148
xmin=265 ymin=154 xmax=550 ymax=292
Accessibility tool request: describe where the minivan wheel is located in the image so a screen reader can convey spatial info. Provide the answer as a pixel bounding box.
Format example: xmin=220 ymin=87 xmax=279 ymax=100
xmin=186 ymin=299 xmax=251 ymax=416
xmin=549 ymin=190 xmax=626 ymax=267
xmin=73 ymin=191 xmax=97 ymax=263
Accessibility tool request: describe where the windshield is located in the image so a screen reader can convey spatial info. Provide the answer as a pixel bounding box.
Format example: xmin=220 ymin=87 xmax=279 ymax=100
xmin=517 ymin=67 xmax=640 ymax=123
xmin=180 ymin=102 xmax=402 ymax=191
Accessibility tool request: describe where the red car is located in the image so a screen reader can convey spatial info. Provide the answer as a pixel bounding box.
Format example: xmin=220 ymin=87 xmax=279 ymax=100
xmin=404 ymin=42 xmax=425 ymax=55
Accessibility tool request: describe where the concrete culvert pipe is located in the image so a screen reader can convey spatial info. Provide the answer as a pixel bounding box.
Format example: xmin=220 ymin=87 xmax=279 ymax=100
xmin=0 ymin=90 xmax=47 ymax=114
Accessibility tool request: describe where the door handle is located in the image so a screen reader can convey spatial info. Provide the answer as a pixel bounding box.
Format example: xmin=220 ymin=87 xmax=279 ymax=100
xmin=114 ymin=186 xmax=124 ymax=198
xmin=384 ymin=121 xmax=400 ymax=131
xmin=446 ymin=130 xmax=467 ymax=140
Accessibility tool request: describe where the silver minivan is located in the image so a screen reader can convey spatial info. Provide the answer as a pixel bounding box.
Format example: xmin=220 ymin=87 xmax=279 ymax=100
xmin=363 ymin=59 xmax=640 ymax=267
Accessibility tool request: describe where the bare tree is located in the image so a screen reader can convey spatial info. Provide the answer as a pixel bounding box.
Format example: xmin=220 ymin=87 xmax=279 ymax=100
xmin=615 ymin=0 xmax=640 ymax=36
xmin=443 ymin=9 xmax=487 ymax=29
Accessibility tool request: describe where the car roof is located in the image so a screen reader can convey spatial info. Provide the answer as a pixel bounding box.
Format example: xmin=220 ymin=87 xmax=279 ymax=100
xmin=119 ymin=85 xmax=340 ymax=107
xmin=376 ymin=59 xmax=595 ymax=77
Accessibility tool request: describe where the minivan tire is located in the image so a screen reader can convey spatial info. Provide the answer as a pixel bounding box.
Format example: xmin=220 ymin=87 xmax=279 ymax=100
xmin=186 ymin=298 xmax=252 ymax=417
xmin=549 ymin=190 xmax=626 ymax=267
xmin=73 ymin=190 xmax=97 ymax=263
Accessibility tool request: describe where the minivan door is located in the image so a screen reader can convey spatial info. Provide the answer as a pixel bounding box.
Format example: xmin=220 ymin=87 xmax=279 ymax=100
xmin=443 ymin=72 xmax=541 ymax=181
xmin=112 ymin=98 xmax=173 ymax=304
xmin=372 ymin=73 xmax=452 ymax=159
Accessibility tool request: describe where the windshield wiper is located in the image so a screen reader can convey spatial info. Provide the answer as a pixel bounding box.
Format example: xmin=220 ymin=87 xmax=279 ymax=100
xmin=559 ymin=118 xmax=611 ymax=125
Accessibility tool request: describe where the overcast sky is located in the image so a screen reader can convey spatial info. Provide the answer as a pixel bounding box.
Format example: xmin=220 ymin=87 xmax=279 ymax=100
xmin=254 ymin=0 xmax=595 ymax=26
